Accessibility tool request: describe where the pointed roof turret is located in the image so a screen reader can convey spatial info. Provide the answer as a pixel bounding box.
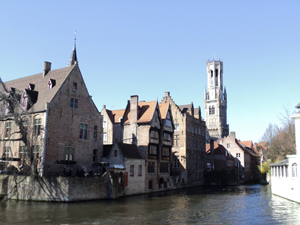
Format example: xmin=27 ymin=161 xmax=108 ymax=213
xmin=68 ymin=32 xmax=78 ymax=66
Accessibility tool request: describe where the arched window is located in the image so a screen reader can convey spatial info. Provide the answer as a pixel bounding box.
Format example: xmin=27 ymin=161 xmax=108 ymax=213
xmin=292 ymin=163 xmax=297 ymax=177
xmin=215 ymin=69 xmax=218 ymax=86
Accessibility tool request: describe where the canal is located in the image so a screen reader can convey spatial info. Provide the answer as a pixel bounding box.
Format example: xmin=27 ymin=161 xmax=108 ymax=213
xmin=1 ymin=185 xmax=300 ymax=224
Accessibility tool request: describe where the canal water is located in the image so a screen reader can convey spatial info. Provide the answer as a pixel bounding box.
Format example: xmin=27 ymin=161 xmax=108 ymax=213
xmin=1 ymin=185 xmax=300 ymax=225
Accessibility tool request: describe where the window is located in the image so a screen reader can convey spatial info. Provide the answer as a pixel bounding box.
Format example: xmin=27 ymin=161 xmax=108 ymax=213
xmin=149 ymin=145 xmax=157 ymax=155
xmin=138 ymin=165 xmax=142 ymax=176
xmin=94 ymin=126 xmax=98 ymax=141
xmin=119 ymin=117 xmax=123 ymax=122
xmin=103 ymin=121 xmax=107 ymax=129
xmin=22 ymin=120 xmax=28 ymax=134
xmin=150 ymin=130 xmax=159 ymax=140
xmin=215 ymin=69 xmax=218 ymax=86
xmin=33 ymin=145 xmax=40 ymax=159
xmin=148 ymin=180 xmax=153 ymax=189
xmin=65 ymin=147 xmax=74 ymax=161
xmin=130 ymin=165 xmax=134 ymax=176
xmin=174 ymin=123 xmax=179 ymax=131
xmin=227 ymin=143 xmax=230 ymax=148
xmin=160 ymin=162 xmax=168 ymax=173
xmin=174 ymin=135 xmax=179 ymax=146
xmin=162 ymin=147 xmax=169 ymax=156
xmin=79 ymin=123 xmax=88 ymax=140
xmin=70 ymin=98 xmax=78 ymax=109
xmin=34 ymin=119 xmax=41 ymax=136
xmin=93 ymin=149 xmax=97 ymax=162
xmin=114 ymin=150 xmax=117 ymax=157
xmin=236 ymin=153 xmax=240 ymax=158
xmin=148 ymin=162 xmax=155 ymax=173
xmin=292 ymin=163 xmax=297 ymax=177
xmin=3 ymin=146 xmax=10 ymax=158
xmin=173 ymin=156 xmax=180 ymax=168
xmin=20 ymin=146 xmax=27 ymax=159
xmin=166 ymin=119 xmax=171 ymax=127
xmin=73 ymin=82 xmax=77 ymax=91
xmin=209 ymin=106 xmax=215 ymax=115
xmin=103 ymin=133 xmax=107 ymax=142
xmin=5 ymin=122 xmax=11 ymax=138
xmin=164 ymin=133 xmax=171 ymax=142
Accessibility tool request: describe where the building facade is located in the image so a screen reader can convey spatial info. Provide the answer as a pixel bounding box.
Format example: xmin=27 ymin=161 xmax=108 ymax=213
xmin=103 ymin=95 xmax=174 ymax=192
xmin=0 ymin=46 xmax=102 ymax=176
xmin=217 ymin=132 xmax=259 ymax=183
xmin=204 ymin=60 xmax=229 ymax=140
xmin=161 ymin=92 xmax=206 ymax=186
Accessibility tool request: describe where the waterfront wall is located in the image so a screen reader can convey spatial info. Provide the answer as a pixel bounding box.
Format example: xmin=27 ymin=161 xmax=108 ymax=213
xmin=0 ymin=172 xmax=117 ymax=202
xmin=271 ymin=176 xmax=300 ymax=203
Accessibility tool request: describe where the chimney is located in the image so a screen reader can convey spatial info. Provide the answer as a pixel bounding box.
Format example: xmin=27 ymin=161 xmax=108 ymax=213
xmin=210 ymin=139 xmax=215 ymax=155
xmin=43 ymin=61 xmax=51 ymax=77
xmin=230 ymin=131 xmax=236 ymax=140
xmin=165 ymin=91 xmax=170 ymax=97
xmin=130 ymin=95 xmax=138 ymax=124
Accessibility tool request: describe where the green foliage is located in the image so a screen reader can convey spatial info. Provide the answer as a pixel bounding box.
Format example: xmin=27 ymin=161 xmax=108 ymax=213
xmin=259 ymin=162 xmax=270 ymax=174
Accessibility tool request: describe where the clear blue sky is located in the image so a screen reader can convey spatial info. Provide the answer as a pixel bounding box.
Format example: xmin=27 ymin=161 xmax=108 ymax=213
xmin=1 ymin=1 xmax=299 ymax=143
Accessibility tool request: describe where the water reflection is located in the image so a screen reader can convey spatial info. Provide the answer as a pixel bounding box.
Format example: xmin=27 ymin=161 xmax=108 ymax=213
xmin=1 ymin=185 xmax=299 ymax=225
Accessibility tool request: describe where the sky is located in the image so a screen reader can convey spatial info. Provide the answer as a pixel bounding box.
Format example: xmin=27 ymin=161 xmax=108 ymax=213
xmin=1 ymin=1 xmax=299 ymax=143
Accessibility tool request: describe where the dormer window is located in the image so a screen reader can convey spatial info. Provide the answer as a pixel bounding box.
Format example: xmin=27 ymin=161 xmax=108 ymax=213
xmin=47 ymin=79 xmax=56 ymax=90
xmin=27 ymin=83 xmax=35 ymax=91
xmin=73 ymin=82 xmax=77 ymax=91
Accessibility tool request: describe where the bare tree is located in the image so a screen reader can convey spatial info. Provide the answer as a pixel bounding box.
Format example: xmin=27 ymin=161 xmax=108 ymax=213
xmin=0 ymin=78 xmax=40 ymax=176
xmin=260 ymin=108 xmax=296 ymax=162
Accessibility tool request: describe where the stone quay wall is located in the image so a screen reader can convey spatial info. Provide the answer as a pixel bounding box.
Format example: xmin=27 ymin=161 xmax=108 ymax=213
xmin=0 ymin=172 xmax=118 ymax=202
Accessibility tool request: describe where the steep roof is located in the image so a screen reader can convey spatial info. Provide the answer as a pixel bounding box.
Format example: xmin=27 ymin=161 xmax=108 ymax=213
xmin=2 ymin=65 xmax=76 ymax=112
xmin=112 ymin=109 xmax=125 ymax=123
xmin=102 ymin=143 xmax=143 ymax=159
xmin=159 ymin=103 xmax=169 ymax=120
xmin=206 ymin=142 xmax=234 ymax=160
xmin=123 ymin=101 xmax=157 ymax=124
xmin=240 ymin=140 xmax=253 ymax=148
xmin=179 ymin=104 xmax=193 ymax=115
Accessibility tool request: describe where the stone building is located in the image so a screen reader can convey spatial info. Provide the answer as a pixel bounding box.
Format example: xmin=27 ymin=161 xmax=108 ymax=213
xmin=206 ymin=140 xmax=239 ymax=184
xmin=0 ymin=45 xmax=102 ymax=176
xmin=101 ymin=105 xmax=114 ymax=145
xmin=102 ymin=142 xmax=145 ymax=196
xmin=103 ymin=95 xmax=174 ymax=192
xmin=160 ymin=92 xmax=206 ymax=186
xmin=217 ymin=132 xmax=259 ymax=183
xmin=204 ymin=59 xmax=229 ymax=140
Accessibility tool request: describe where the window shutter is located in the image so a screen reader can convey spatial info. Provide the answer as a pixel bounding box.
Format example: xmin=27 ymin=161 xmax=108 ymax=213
xmin=124 ymin=172 xmax=128 ymax=187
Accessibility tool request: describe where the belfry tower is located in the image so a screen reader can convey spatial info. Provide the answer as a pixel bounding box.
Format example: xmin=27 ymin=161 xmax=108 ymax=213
xmin=204 ymin=59 xmax=229 ymax=140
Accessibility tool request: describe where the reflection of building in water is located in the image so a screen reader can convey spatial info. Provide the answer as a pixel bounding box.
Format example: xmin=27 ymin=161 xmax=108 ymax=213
xmin=271 ymin=102 xmax=300 ymax=203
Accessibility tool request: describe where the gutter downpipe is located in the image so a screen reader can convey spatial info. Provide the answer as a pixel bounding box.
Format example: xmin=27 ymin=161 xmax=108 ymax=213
xmin=40 ymin=103 xmax=49 ymax=177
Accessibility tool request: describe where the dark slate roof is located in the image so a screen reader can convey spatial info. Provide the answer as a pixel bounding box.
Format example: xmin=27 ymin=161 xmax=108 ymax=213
xmin=103 ymin=145 xmax=113 ymax=157
xmin=102 ymin=143 xmax=143 ymax=159
xmin=117 ymin=143 xmax=143 ymax=159
xmin=179 ymin=104 xmax=192 ymax=114
xmin=1 ymin=65 xmax=76 ymax=112
xmin=270 ymin=159 xmax=289 ymax=166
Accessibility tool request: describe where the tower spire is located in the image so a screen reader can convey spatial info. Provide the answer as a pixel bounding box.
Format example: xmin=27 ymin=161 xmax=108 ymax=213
xmin=68 ymin=31 xmax=78 ymax=67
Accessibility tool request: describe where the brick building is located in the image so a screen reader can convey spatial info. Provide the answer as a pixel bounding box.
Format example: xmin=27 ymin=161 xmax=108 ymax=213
xmin=0 ymin=45 xmax=102 ymax=176
xmin=217 ymin=132 xmax=259 ymax=183
xmin=103 ymin=95 xmax=174 ymax=192
xmin=160 ymin=92 xmax=206 ymax=186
